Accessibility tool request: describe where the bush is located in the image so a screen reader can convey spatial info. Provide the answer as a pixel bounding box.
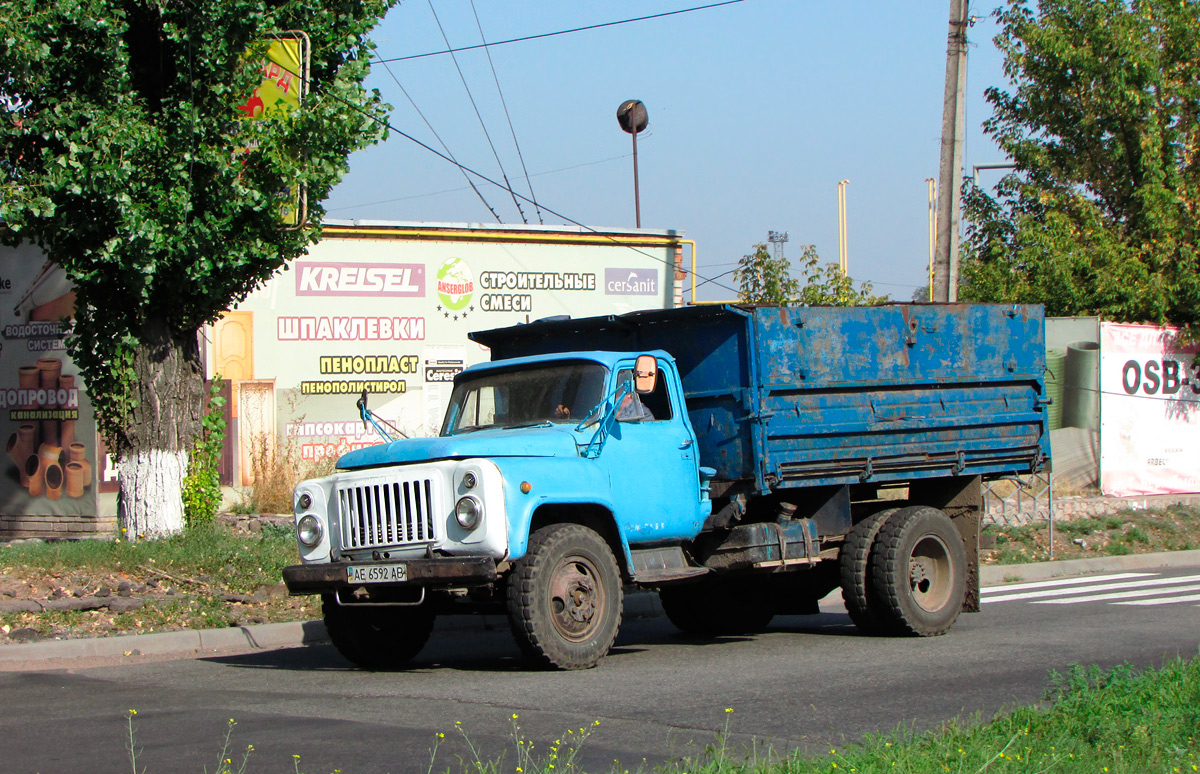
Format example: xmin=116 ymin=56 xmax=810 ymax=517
xmin=183 ymin=380 xmax=226 ymax=529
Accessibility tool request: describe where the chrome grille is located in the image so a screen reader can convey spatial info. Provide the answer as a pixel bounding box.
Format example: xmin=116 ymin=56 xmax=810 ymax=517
xmin=337 ymin=477 xmax=438 ymax=550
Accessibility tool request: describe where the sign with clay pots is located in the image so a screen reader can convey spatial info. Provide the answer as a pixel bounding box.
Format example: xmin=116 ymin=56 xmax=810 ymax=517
xmin=0 ymin=242 xmax=99 ymax=517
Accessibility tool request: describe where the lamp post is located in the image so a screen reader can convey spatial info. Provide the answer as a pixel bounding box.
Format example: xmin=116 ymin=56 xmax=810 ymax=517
xmin=616 ymin=100 xmax=649 ymax=228
xmin=837 ymin=180 xmax=850 ymax=275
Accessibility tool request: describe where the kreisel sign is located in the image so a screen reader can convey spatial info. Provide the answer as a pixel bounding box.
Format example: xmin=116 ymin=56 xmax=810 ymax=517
xmin=295 ymin=262 xmax=425 ymax=297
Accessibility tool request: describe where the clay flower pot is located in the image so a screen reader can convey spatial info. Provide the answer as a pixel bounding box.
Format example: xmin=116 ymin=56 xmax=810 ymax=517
xmin=36 ymin=358 xmax=62 ymax=389
xmin=45 ymin=462 xmax=63 ymax=500
xmin=66 ymin=461 xmax=86 ymax=498
xmin=24 ymin=455 xmax=43 ymax=497
xmin=7 ymin=425 xmax=37 ymax=484
xmin=18 ymin=366 xmax=38 ymax=409
xmin=57 ymin=375 xmax=77 ymax=448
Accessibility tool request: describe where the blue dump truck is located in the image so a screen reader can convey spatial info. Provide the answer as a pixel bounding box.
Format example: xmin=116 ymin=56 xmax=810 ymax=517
xmin=283 ymin=303 xmax=1049 ymax=670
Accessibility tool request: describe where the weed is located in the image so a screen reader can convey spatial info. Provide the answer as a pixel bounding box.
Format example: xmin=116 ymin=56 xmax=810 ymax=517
xmin=1123 ymin=526 xmax=1150 ymax=544
xmin=109 ymin=658 xmax=1200 ymax=774
xmin=984 ymin=505 xmax=1200 ymax=565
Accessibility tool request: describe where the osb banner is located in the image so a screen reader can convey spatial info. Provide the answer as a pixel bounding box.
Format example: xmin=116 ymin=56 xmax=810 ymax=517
xmin=1099 ymin=322 xmax=1200 ymax=496
xmin=0 ymin=243 xmax=100 ymax=515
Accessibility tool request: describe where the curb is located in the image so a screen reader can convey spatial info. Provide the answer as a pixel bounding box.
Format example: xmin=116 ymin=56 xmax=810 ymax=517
xmin=0 ymin=592 xmax=667 ymax=664
xmin=979 ymin=548 xmax=1200 ymax=584
xmin=4 ymin=551 xmax=1197 ymax=664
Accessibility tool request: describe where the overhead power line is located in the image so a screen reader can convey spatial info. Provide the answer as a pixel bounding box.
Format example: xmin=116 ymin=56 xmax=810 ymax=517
xmin=282 ymin=47 xmax=741 ymax=295
xmin=371 ymin=53 xmax=503 ymax=223
xmin=470 ymin=0 xmax=543 ymax=224
xmin=427 ymin=0 xmax=526 ymax=223
xmin=329 ymin=154 xmax=630 ymax=212
xmin=375 ymin=1 xmax=746 ymax=64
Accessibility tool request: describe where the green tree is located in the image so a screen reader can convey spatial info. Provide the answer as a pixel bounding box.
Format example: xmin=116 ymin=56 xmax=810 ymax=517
xmin=734 ymin=242 xmax=887 ymax=306
xmin=960 ymin=0 xmax=1200 ymax=334
xmin=735 ymin=242 xmax=800 ymax=304
xmin=792 ymin=244 xmax=889 ymax=306
xmin=0 ymin=0 xmax=395 ymax=537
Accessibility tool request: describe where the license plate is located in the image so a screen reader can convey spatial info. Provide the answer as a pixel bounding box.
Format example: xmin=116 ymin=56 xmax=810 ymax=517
xmin=346 ymin=563 xmax=408 ymax=584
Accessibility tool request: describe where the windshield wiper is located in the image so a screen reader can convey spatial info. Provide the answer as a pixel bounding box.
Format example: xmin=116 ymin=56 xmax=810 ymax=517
xmin=503 ymin=421 xmax=554 ymax=431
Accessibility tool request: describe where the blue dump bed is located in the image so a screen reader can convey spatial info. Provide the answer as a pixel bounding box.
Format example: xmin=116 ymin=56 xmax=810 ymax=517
xmin=471 ymin=303 xmax=1050 ymax=493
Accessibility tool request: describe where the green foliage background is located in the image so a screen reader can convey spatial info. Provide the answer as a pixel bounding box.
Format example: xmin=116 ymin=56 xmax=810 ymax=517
xmin=735 ymin=242 xmax=887 ymax=306
xmin=182 ymin=379 xmax=226 ymax=528
xmin=960 ymin=0 xmax=1200 ymax=335
xmin=0 ymin=0 xmax=397 ymax=452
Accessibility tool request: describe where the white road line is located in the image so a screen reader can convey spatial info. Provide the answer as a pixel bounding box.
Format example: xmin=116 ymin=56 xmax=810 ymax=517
xmin=981 ymin=573 xmax=1154 ymax=594
xmin=1033 ymin=584 xmax=1200 ymax=605
xmin=1113 ymin=593 xmax=1200 ymax=606
xmin=981 ymin=574 xmax=1200 ymax=604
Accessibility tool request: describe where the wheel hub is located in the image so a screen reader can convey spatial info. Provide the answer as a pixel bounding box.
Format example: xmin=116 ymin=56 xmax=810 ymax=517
xmin=550 ymin=558 xmax=603 ymax=641
xmin=909 ymin=535 xmax=952 ymax=612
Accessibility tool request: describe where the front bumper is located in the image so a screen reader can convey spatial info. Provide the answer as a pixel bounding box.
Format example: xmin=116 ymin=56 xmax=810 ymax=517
xmin=283 ymin=557 xmax=499 ymax=595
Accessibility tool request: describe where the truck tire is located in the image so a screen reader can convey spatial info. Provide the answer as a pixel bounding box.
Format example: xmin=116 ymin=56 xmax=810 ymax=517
xmin=659 ymin=579 xmax=774 ymax=636
xmin=321 ymin=594 xmax=435 ymax=670
xmin=868 ymin=506 xmax=967 ymax=636
xmin=507 ymin=524 xmax=623 ymax=670
xmin=838 ymin=507 xmax=899 ymax=635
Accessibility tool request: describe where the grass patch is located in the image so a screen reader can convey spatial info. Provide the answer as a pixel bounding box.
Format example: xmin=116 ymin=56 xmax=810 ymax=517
xmin=117 ymin=657 xmax=1200 ymax=773
xmin=0 ymin=520 xmax=315 ymax=640
xmin=0 ymin=522 xmax=295 ymax=594
xmin=983 ymin=505 xmax=1200 ymax=565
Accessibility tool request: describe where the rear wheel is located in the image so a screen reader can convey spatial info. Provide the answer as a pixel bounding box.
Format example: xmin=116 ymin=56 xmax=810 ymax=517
xmin=659 ymin=579 xmax=774 ymax=636
xmin=838 ymin=508 xmax=899 ymax=635
xmin=322 ymin=594 xmax=435 ymax=670
xmin=869 ymin=506 xmax=967 ymax=636
xmin=507 ymin=524 xmax=623 ymax=670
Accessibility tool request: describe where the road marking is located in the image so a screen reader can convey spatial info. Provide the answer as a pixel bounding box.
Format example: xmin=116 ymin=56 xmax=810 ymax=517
xmin=1113 ymin=593 xmax=1200 ymax=606
xmin=981 ymin=573 xmax=1153 ymax=595
xmin=981 ymin=573 xmax=1200 ymax=604
xmin=1034 ymin=583 xmax=1200 ymax=604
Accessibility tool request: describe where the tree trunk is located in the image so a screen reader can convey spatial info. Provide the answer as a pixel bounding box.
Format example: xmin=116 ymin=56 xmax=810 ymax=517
xmin=116 ymin=318 xmax=205 ymax=539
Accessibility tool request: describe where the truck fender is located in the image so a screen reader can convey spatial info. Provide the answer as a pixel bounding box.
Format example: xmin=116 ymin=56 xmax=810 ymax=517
xmin=494 ymin=457 xmax=633 ymax=573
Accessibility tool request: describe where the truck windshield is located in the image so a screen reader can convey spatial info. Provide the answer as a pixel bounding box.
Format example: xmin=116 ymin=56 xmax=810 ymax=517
xmin=442 ymin=361 xmax=609 ymax=435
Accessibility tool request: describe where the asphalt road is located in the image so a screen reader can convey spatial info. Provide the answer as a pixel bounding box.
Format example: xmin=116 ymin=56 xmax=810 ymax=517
xmin=4 ymin=565 xmax=1200 ymax=774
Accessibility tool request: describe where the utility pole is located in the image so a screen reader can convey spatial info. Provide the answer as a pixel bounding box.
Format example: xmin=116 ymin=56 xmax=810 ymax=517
xmin=837 ymin=180 xmax=849 ymax=275
xmin=933 ymin=0 xmax=969 ymax=302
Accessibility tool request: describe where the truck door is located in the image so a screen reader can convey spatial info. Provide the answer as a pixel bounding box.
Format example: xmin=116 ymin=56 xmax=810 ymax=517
xmin=603 ymin=361 xmax=704 ymax=543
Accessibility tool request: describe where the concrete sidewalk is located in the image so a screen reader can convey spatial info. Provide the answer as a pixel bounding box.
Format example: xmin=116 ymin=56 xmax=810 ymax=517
xmin=4 ymin=549 xmax=1199 ymax=665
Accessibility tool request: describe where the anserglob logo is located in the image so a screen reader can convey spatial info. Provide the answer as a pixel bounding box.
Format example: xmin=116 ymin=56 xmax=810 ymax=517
xmin=436 ymin=258 xmax=474 ymax=311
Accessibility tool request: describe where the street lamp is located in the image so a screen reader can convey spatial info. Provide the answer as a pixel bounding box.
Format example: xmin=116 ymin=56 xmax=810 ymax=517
xmin=616 ymin=100 xmax=649 ymax=228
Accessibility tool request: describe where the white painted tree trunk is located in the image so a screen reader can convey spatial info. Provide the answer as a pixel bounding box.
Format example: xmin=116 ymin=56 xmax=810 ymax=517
xmin=117 ymin=449 xmax=188 ymax=539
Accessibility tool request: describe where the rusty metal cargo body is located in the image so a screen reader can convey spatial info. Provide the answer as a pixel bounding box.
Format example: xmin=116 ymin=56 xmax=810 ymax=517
xmin=471 ymin=303 xmax=1050 ymax=493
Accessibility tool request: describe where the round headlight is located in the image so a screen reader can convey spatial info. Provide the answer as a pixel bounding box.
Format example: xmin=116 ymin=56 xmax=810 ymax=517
xmin=462 ymin=471 xmax=478 ymax=490
xmin=455 ymin=496 xmax=483 ymax=530
xmin=297 ymin=514 xmax=323 ymax=547
xmin=297 ymin=492 xmax=312 ymax=511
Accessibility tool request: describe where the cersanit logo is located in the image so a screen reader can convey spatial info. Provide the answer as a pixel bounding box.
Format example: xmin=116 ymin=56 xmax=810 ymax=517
xmin=296 ymin=262 xmax=424 ymax=297
xmin=605 ymin=268 xmax=659 ymax=296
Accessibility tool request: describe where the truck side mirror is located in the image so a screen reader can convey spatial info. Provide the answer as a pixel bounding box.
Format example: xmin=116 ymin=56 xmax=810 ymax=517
xmin=634 ymin=354 xmax=658 ymax=394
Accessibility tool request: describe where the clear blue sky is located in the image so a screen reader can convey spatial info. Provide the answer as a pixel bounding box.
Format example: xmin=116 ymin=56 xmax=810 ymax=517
xmin=322 ymin=0 xmax=1013 ymax=302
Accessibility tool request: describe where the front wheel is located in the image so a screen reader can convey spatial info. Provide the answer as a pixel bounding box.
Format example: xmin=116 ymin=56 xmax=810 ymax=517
xmin=321 ymin=594 xmax=436 ymax=670
xmin=869 ymin=506 xmax=967 ymax=636
xmin=507 ymin=524 xmax=623 ymax=670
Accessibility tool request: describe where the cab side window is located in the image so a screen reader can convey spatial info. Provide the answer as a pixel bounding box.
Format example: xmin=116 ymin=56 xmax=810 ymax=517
xmin=617 ymin=365 xmax=673 ymax=420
